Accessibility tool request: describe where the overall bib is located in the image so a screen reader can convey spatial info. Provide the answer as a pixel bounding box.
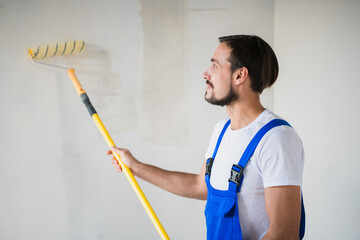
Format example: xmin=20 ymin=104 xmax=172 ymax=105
xmin=204 ymin=119 xmax=306 ymax=240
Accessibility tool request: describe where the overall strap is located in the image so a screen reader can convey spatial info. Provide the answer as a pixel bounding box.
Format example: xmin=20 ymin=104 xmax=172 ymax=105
xmin=205 ymin=119 xmax=231 ymax=177
xmin=213 ymin=119 xmax=231 ymax=159
xmin=228 ymin=119 xmax=291 ymax=191
xmin=300 ymin=193 xmax=306 ymax=239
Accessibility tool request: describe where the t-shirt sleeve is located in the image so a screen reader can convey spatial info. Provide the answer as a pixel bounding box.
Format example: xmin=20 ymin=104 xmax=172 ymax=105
xmin=255 ymin=126 xmax=304 ymax=188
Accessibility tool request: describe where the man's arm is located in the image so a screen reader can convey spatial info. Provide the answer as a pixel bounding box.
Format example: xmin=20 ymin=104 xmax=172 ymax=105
xmin=262 ymin=185 xmax=301 ymax=240
xmin=107 ymin=146 xmax=207 ymax=200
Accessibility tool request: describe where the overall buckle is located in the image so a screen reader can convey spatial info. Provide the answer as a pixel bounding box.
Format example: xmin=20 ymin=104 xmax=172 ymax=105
xmin=228 ymin=164 xmax=243 ymax=187
xmin=205 ymin=158 xmax=214 ymax=176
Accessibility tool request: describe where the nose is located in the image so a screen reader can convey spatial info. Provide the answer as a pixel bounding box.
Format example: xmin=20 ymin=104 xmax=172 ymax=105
xmin=203 ymin=70 xmax=210 ymax=80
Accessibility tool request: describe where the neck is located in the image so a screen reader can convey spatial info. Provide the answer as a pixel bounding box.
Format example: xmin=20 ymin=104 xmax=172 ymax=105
xmin=226 ymin=94 xmax=265 ymax=130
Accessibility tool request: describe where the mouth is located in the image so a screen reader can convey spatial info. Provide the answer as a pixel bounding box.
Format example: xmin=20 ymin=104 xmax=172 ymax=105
xmin=206 ymin=80 xmax=214 ymax=90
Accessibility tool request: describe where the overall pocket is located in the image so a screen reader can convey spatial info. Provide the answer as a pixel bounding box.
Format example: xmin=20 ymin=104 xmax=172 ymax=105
xmin=205 ymin=191 xmax=239 ymax=239
xmin=205 ymin=192 xmax=236 ymax=217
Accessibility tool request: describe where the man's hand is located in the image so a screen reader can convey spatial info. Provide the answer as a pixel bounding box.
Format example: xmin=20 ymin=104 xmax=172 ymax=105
xmin=106 ymin=146 xmax=139 ymax=173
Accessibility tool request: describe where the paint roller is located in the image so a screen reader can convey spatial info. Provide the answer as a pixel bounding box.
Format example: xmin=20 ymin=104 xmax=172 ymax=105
xmin=28 ymin=41 xmax=170 ymax=240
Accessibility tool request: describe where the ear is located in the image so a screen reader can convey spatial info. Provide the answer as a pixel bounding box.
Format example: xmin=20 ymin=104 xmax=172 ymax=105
xmin=233 ymin=67 xmax=248 ymax=85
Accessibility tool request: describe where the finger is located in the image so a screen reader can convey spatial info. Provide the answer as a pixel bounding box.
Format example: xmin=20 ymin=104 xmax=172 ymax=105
xmin=106 ymin=150 xmax=113 ymax=155
xmin=110 ymin=146 xmax=125 ymax=154
xmin=111 ymin=158 xmax=122 ymax=172
xmin=116 ymin=164 xmax=122 ymax=173
xmin=112 ymin=155 xmax=122 ymax=163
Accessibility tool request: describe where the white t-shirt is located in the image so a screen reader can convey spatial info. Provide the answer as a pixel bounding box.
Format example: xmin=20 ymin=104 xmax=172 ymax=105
xmin=205 ymin=109 xmax=304 ymax=240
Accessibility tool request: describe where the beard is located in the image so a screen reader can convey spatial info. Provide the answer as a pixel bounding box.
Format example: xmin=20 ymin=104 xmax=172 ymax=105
xmin=205 ymin=81 xmax=238 ymax=107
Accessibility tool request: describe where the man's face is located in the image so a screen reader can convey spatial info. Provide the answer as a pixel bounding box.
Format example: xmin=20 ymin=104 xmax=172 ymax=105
xmin=203 ymin=43 xmax=238 ymax=106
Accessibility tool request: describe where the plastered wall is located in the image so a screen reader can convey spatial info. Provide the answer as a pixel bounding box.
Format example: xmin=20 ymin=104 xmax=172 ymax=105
xmin=2 ymin=0 xmax=360 ymax=239
xmin=3 ymin=0 xmax=360 ymax=239
xmin=0 ymin=0 xmax=275 ymax=239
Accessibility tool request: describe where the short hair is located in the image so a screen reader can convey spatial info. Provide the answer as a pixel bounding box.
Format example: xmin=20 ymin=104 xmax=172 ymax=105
xmin=219 ymin=35 xmax=279 ymax=93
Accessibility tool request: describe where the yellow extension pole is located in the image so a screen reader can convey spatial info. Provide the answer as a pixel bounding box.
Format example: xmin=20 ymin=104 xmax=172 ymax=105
xmin=68 ymin=68 xmax=170 ymax=240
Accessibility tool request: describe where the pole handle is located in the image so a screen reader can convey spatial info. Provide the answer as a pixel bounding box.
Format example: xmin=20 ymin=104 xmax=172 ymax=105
xmin=68 ymin=68 xmax=86 ymax=96
xmin=67 ymin=69 xmax=170 ymax=240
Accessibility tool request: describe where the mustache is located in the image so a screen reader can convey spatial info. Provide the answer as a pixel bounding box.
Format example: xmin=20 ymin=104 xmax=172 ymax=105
xmin=206 ymin=80 xmax=214 ymax=88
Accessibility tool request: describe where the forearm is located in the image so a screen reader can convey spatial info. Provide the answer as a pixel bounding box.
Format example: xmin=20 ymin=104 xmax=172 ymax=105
xmin=108 ymin=147 xmax=207 ymax=200
xmin=131 ymin=161 xmax=207 ymax=200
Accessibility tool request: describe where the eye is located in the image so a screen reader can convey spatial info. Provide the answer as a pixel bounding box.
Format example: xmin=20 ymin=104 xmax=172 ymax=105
xmin=212 ymin=63 xmax=217 ymax=69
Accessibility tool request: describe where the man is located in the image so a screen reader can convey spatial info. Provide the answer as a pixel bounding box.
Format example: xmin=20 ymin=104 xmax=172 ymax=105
xmin=107 ymin=35 xmax=305 ymax=240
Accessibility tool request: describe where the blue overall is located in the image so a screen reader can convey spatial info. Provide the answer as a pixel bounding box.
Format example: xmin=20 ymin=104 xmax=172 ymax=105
xmin=204 ymin=119 xmax=306 ymax=240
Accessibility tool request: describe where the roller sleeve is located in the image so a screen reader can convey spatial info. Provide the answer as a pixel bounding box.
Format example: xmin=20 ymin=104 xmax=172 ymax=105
xmin=28 ymin=40 xmax=85 ymax=60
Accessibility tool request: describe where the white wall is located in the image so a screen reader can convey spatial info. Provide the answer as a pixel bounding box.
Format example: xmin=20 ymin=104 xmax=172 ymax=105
xmin=2 ymin=0 xmax=360 ymax=239
xmin=274 ymin=0 xmax=360 ymax=239
xmin=0 ymin=0 xmax=275 ymax=239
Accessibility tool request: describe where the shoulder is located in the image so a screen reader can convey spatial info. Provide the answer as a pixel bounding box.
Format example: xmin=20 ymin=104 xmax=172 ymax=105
xmin=264 ymin=124 xmax=303 ymax=147
xmin=257 ymin=110 xmax=304 ymax=160
xmin=256 ymin=109 xmax=303 ymax=146
xmin=253 ymin=113 xmax=304 ymax=187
